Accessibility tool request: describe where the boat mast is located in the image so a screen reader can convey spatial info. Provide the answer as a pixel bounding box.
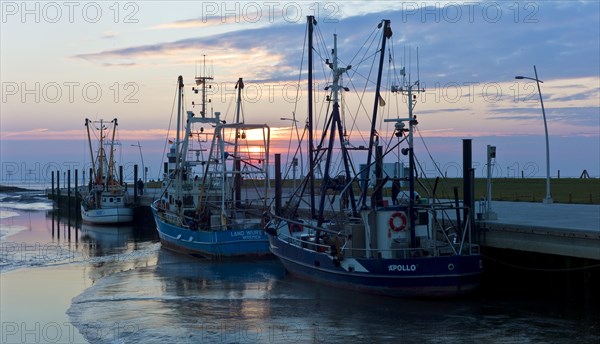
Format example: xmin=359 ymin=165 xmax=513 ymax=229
xmin=85 ymin=119 xmax=96 ymax=182
xmin=99 ymin=119 xmax=105 ymax=189
xmin=386 ymin=53 xmax=423 ymax=248
xmin=307 ymin=15 xmax=316 ymax=219
xmin=234 ymin=77 xmax=244 ymax=208
xmin=108 ymin=118 xmax=118 ymax=183
xmin=317 ymin=33 xmax=356 ymax=225
xmin=194 ymin=59 xmax=215 ymax=214
xmin=360 ymin=20 xmax=391 ymax=208
xmin=175 ymin=75 xmax=184 ymax=204
xmin=407 ymin=80 xmax=417 ymax=248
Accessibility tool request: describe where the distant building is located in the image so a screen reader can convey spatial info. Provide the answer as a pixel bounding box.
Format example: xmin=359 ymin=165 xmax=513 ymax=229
xmin=359 ymin=162 xmax=408 ymax=187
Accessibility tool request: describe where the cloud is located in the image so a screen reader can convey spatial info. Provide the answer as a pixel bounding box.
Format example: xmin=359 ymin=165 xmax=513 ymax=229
xmin=0 ymin=129 xmax=173 ymax=141
xmin=0 ymin=128 xmax=50 ymax=138
xmin=74 ymin=1 xmax=599 ymax=87
xmin=487 ymin=106 xmax=599 ymax=128
xmin=418 ymin=108 xmax=471 ymax=115
xmin=150 ymin=17 xmax=220 ymax=30
xmin=101 ymin=31 xmax=117 ymax=39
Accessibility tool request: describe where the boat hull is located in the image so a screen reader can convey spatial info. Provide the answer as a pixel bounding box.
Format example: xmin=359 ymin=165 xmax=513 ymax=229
xmin=151 ymin=204 xmax=270 ymax=258
xmin=268 ymin=234 xmax=482 ymax=297
xmin=81 ymin=205 xmax=134 ymax=224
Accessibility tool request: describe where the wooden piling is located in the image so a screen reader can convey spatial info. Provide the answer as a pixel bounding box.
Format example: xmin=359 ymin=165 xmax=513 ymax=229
xmin=75 ymin=169 xmax=79 ymax=218
xmin=274 ymin=154 xmax=281 ymax=216
xmin=51 ymin=171 xmax=55 ymax=200
xmin=67 ymin=169 xmax=71 ymax=221
xmin=57 ymin=170 xmax=60 ymax=199
xmin=134 ymin=164 xmax=138 ymax=203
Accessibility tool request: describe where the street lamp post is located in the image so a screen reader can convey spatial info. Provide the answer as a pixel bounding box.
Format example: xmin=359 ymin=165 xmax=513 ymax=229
xmin=131 ymin=141 xmax=146 ymax=183
xmin=515 ymin=65 xmax=553 ymax=204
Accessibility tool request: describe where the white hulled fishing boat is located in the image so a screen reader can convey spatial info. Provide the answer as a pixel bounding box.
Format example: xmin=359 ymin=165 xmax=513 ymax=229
xmin=81 ymin=118 xmax=134 ymax=224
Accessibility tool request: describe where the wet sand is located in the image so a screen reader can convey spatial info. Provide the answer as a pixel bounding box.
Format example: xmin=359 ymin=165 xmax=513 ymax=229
xmin=1 ymin=265 xmax=91 ymax=343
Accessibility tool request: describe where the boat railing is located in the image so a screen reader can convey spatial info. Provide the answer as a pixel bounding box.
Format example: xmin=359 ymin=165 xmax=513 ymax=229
xmin=341 ymin=244 xmax=481 ymax=259
xmin=426 ymin=203 xmax=476 ymax=256
xmin=278 ymin=231 xmax=480 ymax=258
xmin=163 ymin=211 xmax=187 ymax=228
xmin=280 ymin=232 xmax=333 ymax=253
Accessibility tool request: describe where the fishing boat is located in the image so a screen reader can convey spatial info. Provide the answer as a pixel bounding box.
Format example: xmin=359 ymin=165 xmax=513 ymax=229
xmin=81 ymin=118 xmax=134 ymax=224
xmin=264 ymin=17 xmax=482 ymax=297
xmin=151 ymin=71 xmax=271 ymax=258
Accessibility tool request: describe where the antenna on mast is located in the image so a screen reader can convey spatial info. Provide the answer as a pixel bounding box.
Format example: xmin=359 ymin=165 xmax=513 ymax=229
xmin=408 ymin=47 xmax=412 ymax=85
xmin=192 ymin=54 xmax=214 ymax=118
xmin=417 ymin=47 xmax=420 ymax=85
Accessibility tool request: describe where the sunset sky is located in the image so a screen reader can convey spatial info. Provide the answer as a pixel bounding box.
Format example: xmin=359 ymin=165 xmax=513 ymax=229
xmin=1 ymin=1 xmax=599 ymax=184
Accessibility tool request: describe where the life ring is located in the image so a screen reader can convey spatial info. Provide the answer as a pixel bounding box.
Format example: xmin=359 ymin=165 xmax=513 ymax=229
xmin=388 ymin=211 xmax=407 ymax=232
xmin=289 ymin=223 xmax=304 ymax=234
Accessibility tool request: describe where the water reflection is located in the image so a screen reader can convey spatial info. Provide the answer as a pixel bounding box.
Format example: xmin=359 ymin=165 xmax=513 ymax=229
xmin=68 ymin=247 xmax=600 ymax=344
xmin=155 ymin=250 xmax=286 ymax=297
xmin=81 ymin=224 xmax=134 ymax=257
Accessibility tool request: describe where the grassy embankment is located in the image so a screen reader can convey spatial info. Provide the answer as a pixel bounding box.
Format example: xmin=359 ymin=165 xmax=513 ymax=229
xmin=405 ymin=178 xmax=600 ymax=205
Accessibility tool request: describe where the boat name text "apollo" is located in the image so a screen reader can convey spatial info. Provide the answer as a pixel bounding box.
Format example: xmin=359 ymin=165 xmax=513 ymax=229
xmin=388 ymin=264 xmax=417 ymax=272
xmin=230 ymin=230 xmax=263 ymax=240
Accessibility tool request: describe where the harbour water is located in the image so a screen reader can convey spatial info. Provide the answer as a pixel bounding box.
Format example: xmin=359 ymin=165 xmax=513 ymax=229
xmin=1 ymin=187 xmax=598 ymax=343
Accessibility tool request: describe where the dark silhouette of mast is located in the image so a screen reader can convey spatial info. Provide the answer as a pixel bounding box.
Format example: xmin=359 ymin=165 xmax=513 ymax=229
xmin=360 ymin=20 xmax=392 ymax=207
xmin=307 ymin=16 xmax=316 ymax=219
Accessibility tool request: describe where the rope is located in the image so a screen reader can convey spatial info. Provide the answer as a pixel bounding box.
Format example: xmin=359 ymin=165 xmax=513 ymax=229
xmin=158 ymin=80 xmax=179 ymax=180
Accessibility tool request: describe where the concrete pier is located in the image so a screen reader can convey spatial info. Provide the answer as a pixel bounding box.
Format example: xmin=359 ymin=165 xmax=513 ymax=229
xmin=479 ymin=201 xmax=600 ymax=260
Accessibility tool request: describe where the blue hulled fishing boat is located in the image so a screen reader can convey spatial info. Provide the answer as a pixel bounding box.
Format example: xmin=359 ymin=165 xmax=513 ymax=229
xmin=152 ymin=71 xmax=271 ymax=258
xmin=264 ymin=17 xmax=482 ymax=297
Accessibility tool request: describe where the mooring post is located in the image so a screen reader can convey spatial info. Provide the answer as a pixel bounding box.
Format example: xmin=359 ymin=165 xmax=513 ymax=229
xmin=119 ymin=165 xmax=124 ymax=186
xmin=57 ymin=170 xmax=61 ymax=200
xmin=462 ymin=139 xmax=473 ymax=227
xmin=274 ymin=154 xmax=282 ymax=216
xmin=469 ymin=167 xmax=477 ymax=243
xmin=67 ymin=169 xmax=71 ymax=221
xmin=51 ymin=210 xmax=55 ymax=237
xmin=75 ymin=169 xmax=80 ymax=219
xmin=51 ymin=171 xmax=55 ymax=200
xmin=134 ymin=164 xmax=138 ymax=203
